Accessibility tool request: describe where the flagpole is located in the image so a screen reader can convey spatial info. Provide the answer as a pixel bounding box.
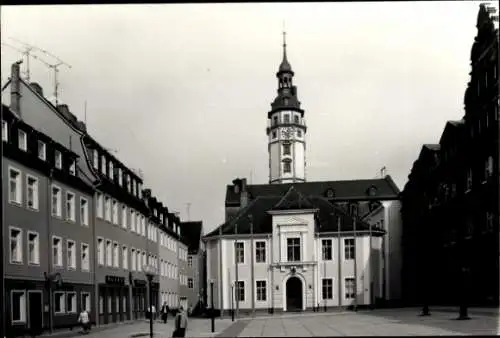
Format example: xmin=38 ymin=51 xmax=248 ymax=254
xmin=234 ymin=223 xmax=239 ymax=318
xmin=336 ymin=214 xmax=342 ymax=308
xmin=218 ymin=224 xmax=223 ymax=316
xmin=249 ymin=215 xmax=255 ymax=317
xmin=353 ymin=215 xmax=358 ymax=312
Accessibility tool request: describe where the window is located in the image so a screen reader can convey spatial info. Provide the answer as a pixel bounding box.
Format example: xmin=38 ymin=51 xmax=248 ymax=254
xmin=28 ymin=232 xmax=40 ymax=265
xmin=236 ymin=281 xmax=245 ymax=302
xmin=137 ymin=252 xmax=142 ymax=272
xmin=10 ymin=228 xmax=23 ymax=264
xmin=130 ymin=210 xmax=136 ymax=232
xmin=66 ymin=292 xmax=77 ymax=313
xmin=96 ymin=193 xmax=103 ymax=218
xmin=81 ymin=293 xmax=91 ymax=312
xmin=345 ymin=278 xmax=355 ymax=299
xmin=104 ymin=196 xmax=111 ymax=221
xmin=188 ymin=278 xmax=193 ymax=289
xmin=272 ymin=116 xmax=278 ymax=126
xmin=186 ymin=255 xmax=192 ymax=267
xmin=26 ymin=175 xmax=39 ymax=210
xmin=52 ymin=237 xmax=63 ymax=267
xmin=93 ymin=150 xmax=99 ymax=169
xmin=287 ymin=238 xmax=301 ymax=262
xmin=51 ymin=186 xmax=62 ymax=217
xmin=142 ymin=251 xmax=147 ymax=268
xmin=67 ymin=240 xmax=76 ymax=270
xmin=9 ymin=167 xmax=22 ymax=204
xmin=122 ymin=246 xmax=128 ymax=269
xmin=65 ymin=158 xmax=75 ymax=176
xmin=141 ymin=216 xmax=146 ymax=236
xmin=18 ymin=130 xmax=27 ymax=151
xmin=55 ymin=150 xmax=62 ymax=169
xmin=80 ymin=198 xmax=89 ymax=226
xmin=256 ymin=280 xmax=267 ymax=301
xmin=38 ymin=140 xmax=46 ymax=160
xmin=121 ymin=205 xmax=127 ymax=228
xmin=283 ymin=143 xmax=291 ymax=155
xmin=11 ymin=291 xmax=26 ymax=323
xmin=131 ymin=249 xmax=137 ymax=271
xmin=101 ymin=155 xmax=106 ymax=174
xmin=486 ymin=212 xmax=494 ymax=232
xmin=466 ymin=168 xmax=473 ymax=191
xmin=106 ymin=240 xmax=112 ymax=267
xmin=293 ymin=115 xmax=299 ymax=124
xmin=322 ymin=278 xmax=333 ymax=300
xmin=81 ymin=243 xmax=90 ymax=271
xmin=322 ymin=239 xmax=332 ymax=260
xmin=54 ymin=292 xmax=65 ymax=314
xmin=118 ymin=168 xmax=123 ymax=186
xmin=485 ymin=156 xmax=494 ymax=178
xmin=255 ymin=241 xmax=266 ymax=263
xmin=297 ymin=129 xmax=302 ymax=137
xmin=235 ymin=242 xmax=244 ymax=264
xmin=272 ymin=130 xmax=277 ymax=139
xmin=97 ymin=238 xmax=104 ymax=265
xmin=2 ymin=120 xmax=8 ymax=141
xmin=66 ymin=192 xmax=76 ymax=221
xmin=283 ymin=161 xmax=291 ymax=173
xmin=112 ymin=200 xmax=118 ymax=224
xmin=284 ymin=114 xmax=290 ymax=124
xmin=109 ymin=162 xmax=114 ymax=180
xmin=344 ymin=238 xmax=355 ymax=260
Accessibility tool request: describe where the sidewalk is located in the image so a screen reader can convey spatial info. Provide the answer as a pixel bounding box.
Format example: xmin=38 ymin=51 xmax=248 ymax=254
xmin=409 ymin=306 xmax=499 ymax=317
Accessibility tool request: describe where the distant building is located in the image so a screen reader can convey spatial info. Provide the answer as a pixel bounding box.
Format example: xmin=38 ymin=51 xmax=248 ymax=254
xmin=180 ymin=221 xmax=206 ymax=309
xmin=401 ymin=4 xmax=499 ymax=307
xmin=203 ymin=33 xmax=402 ymax=315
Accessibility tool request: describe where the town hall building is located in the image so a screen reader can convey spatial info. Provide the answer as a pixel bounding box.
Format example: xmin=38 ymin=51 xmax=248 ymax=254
xmin=203 ymin=33 xmax=402 ymax=315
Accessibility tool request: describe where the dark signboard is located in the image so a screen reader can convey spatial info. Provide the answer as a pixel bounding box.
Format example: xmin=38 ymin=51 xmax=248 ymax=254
xmin=134 ymin=279 xmax=147 ymax=287
xmin=105 ymin=275 xmax=125 ymax=286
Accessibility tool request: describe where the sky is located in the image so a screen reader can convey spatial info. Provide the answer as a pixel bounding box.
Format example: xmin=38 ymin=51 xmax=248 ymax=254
xmin=1 ymin=1 xmax=492 ymax=233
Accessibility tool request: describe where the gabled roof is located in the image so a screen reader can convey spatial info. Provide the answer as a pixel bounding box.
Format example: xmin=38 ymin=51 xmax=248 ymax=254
xmin=439 ymin=120 xmax=464 ymax=145
xmin=205 ymin=194 xmax=385 ymax=239
xmin=180 ymin=221 xmax=203 ymax=254
xmin=271 ymin=186 xmax=315 ymax=211
xmin=225 ymin=176 xmax=400 ymax=206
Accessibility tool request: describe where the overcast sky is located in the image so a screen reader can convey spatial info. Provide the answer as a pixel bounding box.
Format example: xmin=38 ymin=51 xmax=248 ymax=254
xmin=1 ymin=2 xmax=490 ymax=233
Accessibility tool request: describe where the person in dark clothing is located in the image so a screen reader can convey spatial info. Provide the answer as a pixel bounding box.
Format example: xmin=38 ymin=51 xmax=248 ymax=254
xmin=172 ymin=306 xmax=188 ymax=337
xmin=161 ymin=302 xmax=170 ymax=323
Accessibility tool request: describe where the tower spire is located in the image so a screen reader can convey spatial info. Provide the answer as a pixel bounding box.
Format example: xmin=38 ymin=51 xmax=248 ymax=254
xmin=282 ymin=21 xmax=287 ymax=61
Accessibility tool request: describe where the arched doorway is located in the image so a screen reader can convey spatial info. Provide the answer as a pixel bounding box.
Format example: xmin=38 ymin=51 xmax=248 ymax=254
xmin=286 ymin=276 xmax=303 ymax=312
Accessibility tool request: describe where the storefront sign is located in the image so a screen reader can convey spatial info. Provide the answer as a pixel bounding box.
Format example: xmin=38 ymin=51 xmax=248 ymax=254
xmin=105 ymin=275 xmax=125 ymax=285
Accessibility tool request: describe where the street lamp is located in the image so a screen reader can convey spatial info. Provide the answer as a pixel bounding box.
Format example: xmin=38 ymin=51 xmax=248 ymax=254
xmin=143 ymin=264 xmax=157 ymax=338
xmin=457 ymin=266 xmax=471 ymax=320
xmin=209 ymin=279 xmax=215 ymax=332
xmin=231 ymin=282 xmax=235 ymax=322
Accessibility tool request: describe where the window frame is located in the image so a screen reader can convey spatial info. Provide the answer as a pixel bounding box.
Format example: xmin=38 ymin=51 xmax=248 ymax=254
xmin=26 ymin=174 xmax=39 ymax=211
xmin=97 ymin=237 xmax=105 ymax=266
xmin=51 ymin=185 xmax=62 ymax=218
xmin=81 ymin=292 xmax=91 ymax=312
xmin=9 ymin=226 xmax=23 ymax=264
xmin=122 ymin=245 xmax=128 ymax=270
xmin=344 ymin=238 xmax=355 ymax=260
xmin=18 ymin=129 xmax=27 ymax=151
xmin=105 ymin=239 xmax=112 ymax=267
xmin=2 ymin=120 xmax=8 ymax=141
xmin=322 ymin=239 xmax=333 ymax=261
xmin=286 ymin=237 xmax=301 ymax=262
xmin=344 ymin=277 xmax=356 ymax=299
xmin=27 ymin=231 xmax=40 ymax=266
xmin=10 ymin=290 xmax=27 ymax=323
xmin=188 ymin=278 xmax=193 ymax=289
xmin=66 ymin=291 xmax=77 ymax=314
xmin=66 ymin=239 xmax=76 ymax=270
xmin=256 ymin=280 xmax=267 ymax=302
xmin=255 ymin=241 xmax=266 ymax=263
xmin=283 ymin=161 xmax=292 ymax=174
xmin=234 ymin=242 xmax=245 ymax=264
xmin=322 ymin=278 xmax=333 ymax=300
xmin=236 ymin=280 xmax=245 ymax=302
xmin=8 ymin=166 xmax=22 ymax=205
xmin=80 ymin=197 xmax=89 ymax=226
xmin=66 ymin=191 xmax=76 ymax=222
xmin=53 ymin=291 xmax=66 ymax=315
xmin=81 ymin=242 xmax=90 ymax=271
xmin=54 ymin=150 xmax=62 ymax=169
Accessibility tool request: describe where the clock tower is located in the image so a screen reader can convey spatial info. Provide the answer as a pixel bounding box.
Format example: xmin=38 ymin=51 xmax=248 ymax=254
xmin=266 ymin=31 xmax=307 ymax=184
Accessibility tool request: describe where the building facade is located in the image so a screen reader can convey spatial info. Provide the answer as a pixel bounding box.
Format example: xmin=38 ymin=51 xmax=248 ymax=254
xmin=401 ymin=4 xmax=499 ymax=307
xmin=2 ymin=104 xmax=95 ymax=337
xmin=2 ymin=60 xmax=201 ymax=335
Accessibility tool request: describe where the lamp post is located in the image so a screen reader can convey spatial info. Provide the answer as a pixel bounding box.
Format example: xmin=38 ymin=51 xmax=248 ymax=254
xmin=210 ymin=279 xmax=215 ymax=333
xmin=457 ymin=266 xmax=471 ymax=320
xmin=143 ymin=265 xmax=157 ymax=338
xmin=231 ymin=282 xmax=235 ymax=322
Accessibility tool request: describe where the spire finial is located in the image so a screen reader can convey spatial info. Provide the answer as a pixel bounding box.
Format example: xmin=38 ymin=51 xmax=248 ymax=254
xmin=282 ymin=21 xmax=287 ymax=55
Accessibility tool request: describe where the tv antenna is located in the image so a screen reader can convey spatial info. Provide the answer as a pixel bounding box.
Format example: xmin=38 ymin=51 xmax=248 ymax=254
xmin=185 ymin=202 xmax=191 ymax=221
xmin=8 ymin=38 xmax=72 ymax=106
xmin=1 ymin=41 xmax=35 ymax=82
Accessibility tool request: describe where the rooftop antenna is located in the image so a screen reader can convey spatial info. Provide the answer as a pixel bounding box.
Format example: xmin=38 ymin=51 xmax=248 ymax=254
xmin=84 ymin=100 xmax=87 ymax=126
xmin=10 ymin=38 xmax=72 ymax=106
xmin=2 ymin=41 xmax=35 ymax=82
xmin=380 ymin=166 xmax=387 ymax=178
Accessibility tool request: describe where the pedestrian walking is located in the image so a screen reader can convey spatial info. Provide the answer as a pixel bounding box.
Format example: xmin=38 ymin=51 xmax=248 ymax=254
xmin=172 ymin=306 xmax=188 ymax=337
xmin=78 ymin=309 xmax=91 ymax=334
xmin=161 ymin=302 xmax=170 ymax=323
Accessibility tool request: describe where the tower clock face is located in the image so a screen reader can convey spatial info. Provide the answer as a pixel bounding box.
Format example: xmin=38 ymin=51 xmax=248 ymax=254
xmin=281 ymin=127 xmax=294 ymax=139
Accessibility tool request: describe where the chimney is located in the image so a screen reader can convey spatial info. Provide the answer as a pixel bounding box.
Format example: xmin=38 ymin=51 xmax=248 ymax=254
xmin=240 ymin=178 xmax=248 ymax=208
xmin=10 ymin=61 xmax=22 ymax=115
xmin=30 ymin=82 xmax=44 ymax=97
xmin=232 ymin=178 xmax=241 ymax=194
xmin=142 ymin=188 xmax=152 ymax=200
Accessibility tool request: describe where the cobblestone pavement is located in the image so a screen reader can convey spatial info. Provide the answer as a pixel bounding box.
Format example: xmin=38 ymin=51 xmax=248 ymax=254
xmin=220 ymin=308 xmax=499 ymax=337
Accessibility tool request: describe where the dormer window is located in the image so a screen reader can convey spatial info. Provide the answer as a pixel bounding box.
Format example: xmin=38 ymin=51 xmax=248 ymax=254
xmin=109 ymin=162 xmax=114 ymax=180
xmin=325 ymin=188 xmax=335 ymax=199
xmin=118 ymin=168 xmax=123 ymax=186
xmin=55 ymin=150 xmax=62 ymax=169
xmin=69 ymin=160 xmax=76 ymax=176
xmin=131 ymin=180 xmax=135 ymax=196
xmin=38 ymin=141 xmax=46 ymax=161
xmin=138 ymin=183 xmax=142 ymax=197
xmin=160 ymin=214 xmax=163 ymax=223
xmin=101 ymin=155 xmax=106 ymax=174
xmin=18 ymin=130 xmax=27 ymax=151
xmin=2 ymin=120 xmax=8 ymax=141
xmin=368 ymin=186 xmax=378 ymax=197
xmin=136 ymin=182 xmax=140 ymax=197
xmin=93 ymin=150 xmax=99 ymax=170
